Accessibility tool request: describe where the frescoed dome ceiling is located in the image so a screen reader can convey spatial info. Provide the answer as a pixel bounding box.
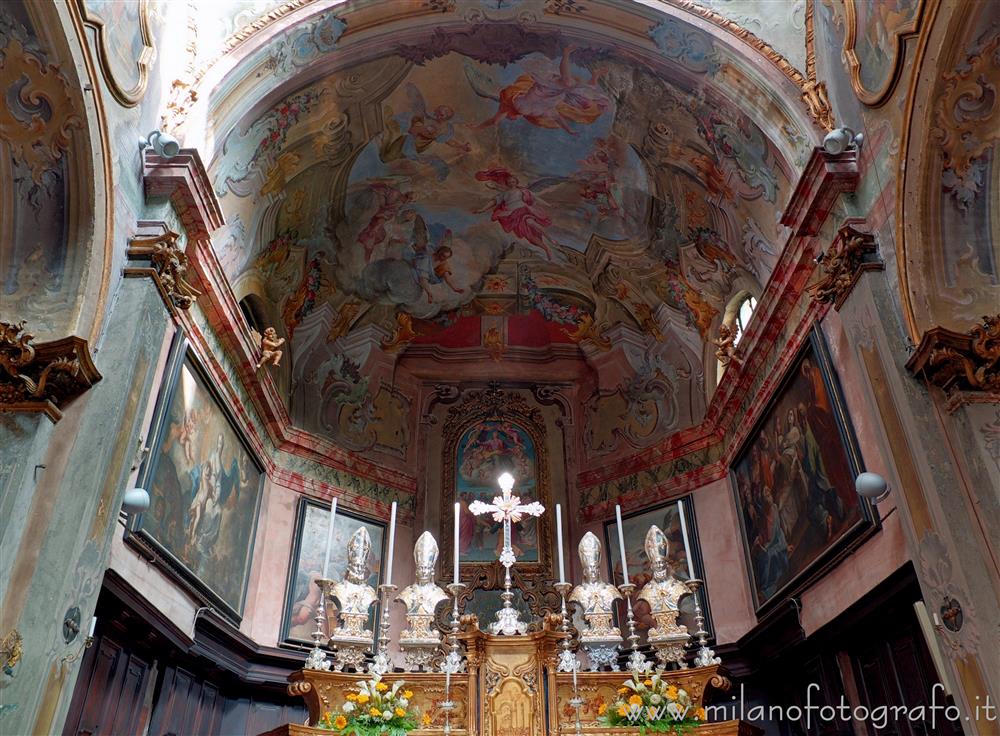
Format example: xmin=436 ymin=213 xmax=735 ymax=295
xmin=200 ymin=0 xmax=818 ymax=458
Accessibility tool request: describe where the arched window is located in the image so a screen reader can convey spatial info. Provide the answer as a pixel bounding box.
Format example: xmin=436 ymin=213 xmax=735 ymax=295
xmin=239 ymin=295 xmax=266 ymax=335
xmin=732 ymin=295 xmax=757 ymax=345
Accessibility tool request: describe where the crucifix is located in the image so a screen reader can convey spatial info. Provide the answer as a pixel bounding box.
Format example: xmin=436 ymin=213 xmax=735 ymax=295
xmin=469 ymin=471 xmax=545 ymax=635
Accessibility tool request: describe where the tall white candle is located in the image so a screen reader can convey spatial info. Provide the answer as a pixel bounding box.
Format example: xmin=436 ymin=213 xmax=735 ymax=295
xmin=555 ymin=504 xmax=566 ymax=583
xmin=615 ymin=505 xmax=629 ymax=586
xmin=321 ymin=497 xmax=338 ymax=580
xmin=385 ymin=501 xmax=397 ymax=587
xmin=677 ymin=500 xmax=696 ymax=579
xmin=453 ymin=502 xmax=461 ymax=584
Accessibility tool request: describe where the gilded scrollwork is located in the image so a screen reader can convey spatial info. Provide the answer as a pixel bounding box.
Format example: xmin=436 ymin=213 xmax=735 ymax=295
xmin=807 ymin=225 xmax=882 ymax=310
xmin=907 ymin=314 xmax=1000 ymax=395
xmin=0 ymin=321 xmax=102 ymax=423
xmin=125 ymin=230 xmax=202 ymax=315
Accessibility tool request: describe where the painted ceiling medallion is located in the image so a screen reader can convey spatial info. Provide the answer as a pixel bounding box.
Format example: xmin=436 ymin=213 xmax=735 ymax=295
xmin=841 ymin=0 xmax=927 ymax=106
xmin=75 ymin=0 xmax=155 ymax=107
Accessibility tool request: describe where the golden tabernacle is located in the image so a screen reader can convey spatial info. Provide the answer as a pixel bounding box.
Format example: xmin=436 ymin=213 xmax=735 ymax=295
xmin=261 ymin=617 xmax=760 ymax=736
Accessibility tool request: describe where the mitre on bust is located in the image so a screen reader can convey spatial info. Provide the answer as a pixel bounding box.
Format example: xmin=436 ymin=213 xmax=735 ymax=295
xmin=637 ymin=525 xmax=691 ymax=613
xmin=397 ymin=531 xmax=449 ymax=619
xmin=570 ymin=532 xmax=623 ymax=627
xmin=330 ymin=526 xmax=378 ymax=631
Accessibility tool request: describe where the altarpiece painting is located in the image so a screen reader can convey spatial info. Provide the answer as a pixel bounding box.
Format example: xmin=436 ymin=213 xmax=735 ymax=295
xmin=130 ymin=341 xmax=264 ymax=621
xmin=731 ymin=330 xmax=874 ymax=612
xmin=439 ymin=387 xmax=555 ymax=625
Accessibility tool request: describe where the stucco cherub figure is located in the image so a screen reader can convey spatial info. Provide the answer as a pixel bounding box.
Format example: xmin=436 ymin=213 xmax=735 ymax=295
xmin=396 ymin=531 xmax=449 ymax=671
xmin=329 ymin=526 xmax=378 ymax=671
xmin=570 ymin=531 xmax=623 ymax=671
xmin=637 ymin=525 xmax=692 ymax=669
xmin=712 ymin=322 xmax=742 ymax=369
xmin=254 ymin=327 xmax=285 ymax=371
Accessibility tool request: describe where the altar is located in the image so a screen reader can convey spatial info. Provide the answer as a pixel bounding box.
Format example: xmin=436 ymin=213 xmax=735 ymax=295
xmin=263 ymin=617 xmax=759 ymax=736
xmin=262 ymin=474 xmax=760 ymax=736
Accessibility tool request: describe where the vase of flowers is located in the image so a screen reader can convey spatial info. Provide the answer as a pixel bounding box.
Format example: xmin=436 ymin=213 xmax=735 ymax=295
xmin=315 ymin=675 xmax=430 ymax=736
xmin=597 ymin=673 xmax=706 ymax=735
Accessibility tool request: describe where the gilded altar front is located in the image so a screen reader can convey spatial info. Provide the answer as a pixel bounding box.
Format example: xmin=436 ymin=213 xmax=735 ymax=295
xmin=272 ymin=618 xmax=759 ymax=736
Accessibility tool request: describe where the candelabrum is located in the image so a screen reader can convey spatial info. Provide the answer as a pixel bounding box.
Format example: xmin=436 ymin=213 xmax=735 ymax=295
xmin=369 ymin=583 xmax=397 ymax=675
xmin=305 ymin=578 xmax=334 ymax=671
xmin=441 ymin=582 xmax=466 ymax=736
xmin=685 ymin=579 xmax=720 ymax=667
xmin=618 ymin=583 xmax=652 ymax=676
xmin=555 ymin=582 xmax=584 ymax=735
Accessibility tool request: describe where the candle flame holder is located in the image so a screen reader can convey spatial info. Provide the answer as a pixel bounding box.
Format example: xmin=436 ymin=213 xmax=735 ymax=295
xmin=685 ymin=579 xmax=720 ymax=667
xmin=618 ymin=582 xmax=652 ymax=676
xmin=305 ymin=578 xmax=334 ymax=671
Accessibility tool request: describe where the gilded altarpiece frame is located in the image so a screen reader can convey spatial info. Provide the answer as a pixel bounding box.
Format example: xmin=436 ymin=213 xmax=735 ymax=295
xmin=439 ymin=387 xmax=557 ymax=625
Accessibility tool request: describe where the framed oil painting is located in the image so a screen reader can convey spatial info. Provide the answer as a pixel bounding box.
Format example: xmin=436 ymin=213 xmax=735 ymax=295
xmin=603 ymin=496 xmax=713 ymax=643
xmin=281 ymin=498 xmax=386 ymax=646
xmin=130 ymin=340 xmax=264 ymax=621
xmin=731 ymin=329 xmax=875 ymax=613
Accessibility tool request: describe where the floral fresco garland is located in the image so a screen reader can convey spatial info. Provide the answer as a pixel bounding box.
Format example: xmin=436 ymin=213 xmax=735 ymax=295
xmin=597 ymin=673 xmax=706 ymax=735
xmin=316 ymin=675 xmax=429 ymax=736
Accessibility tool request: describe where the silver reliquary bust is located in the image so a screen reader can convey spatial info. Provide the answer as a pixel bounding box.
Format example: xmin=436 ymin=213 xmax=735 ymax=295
xmin=329 ymin=526 xmax=378 ymax=671
xmin=637 ymin=525 xmax=692 ymax=669
xmin=396 ymin=531 xmax=449 ymax=671
xmin=570 ymin=531 xmax=623 ymax=671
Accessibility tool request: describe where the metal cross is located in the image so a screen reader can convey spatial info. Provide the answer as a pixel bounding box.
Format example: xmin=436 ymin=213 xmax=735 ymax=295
xmin=468 ymin=472 xmax=545 ymax=635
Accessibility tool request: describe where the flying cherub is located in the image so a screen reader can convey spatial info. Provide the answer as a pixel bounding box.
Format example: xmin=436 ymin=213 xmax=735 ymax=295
xmin=253 ymin=327 xmax=286 ymax=371
xmin=379 ymin=83 xmax=471 ymax=180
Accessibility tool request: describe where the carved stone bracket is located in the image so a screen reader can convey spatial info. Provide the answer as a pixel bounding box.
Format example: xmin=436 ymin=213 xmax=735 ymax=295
xmin=779 ymin=148 xmax=860 ymax=236
xmin=906 ymin=314 xmax=1000 ymax=396
xmin=125 ymin=227 xmax=202 ymax=315
xmin=807 ymin=224 xmax=882 ymax=309
xmin=0 ymin=321 xmax=102 ymax=422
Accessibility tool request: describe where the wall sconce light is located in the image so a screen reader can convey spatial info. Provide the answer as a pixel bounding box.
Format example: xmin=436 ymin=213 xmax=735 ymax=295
xmin=822 ymin=126 xmax=864 ymax=155
xmin=138 ymin=129 xmax=180 ymax=158
xmin=121 ymin=487 xmax=150 ymax=514
xmin=855 ymin=471 xmax=891 ymax=504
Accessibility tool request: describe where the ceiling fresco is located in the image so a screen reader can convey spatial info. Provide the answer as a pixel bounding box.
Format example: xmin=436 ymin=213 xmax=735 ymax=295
xmin=203 ymin=1 xmax=811 ymax=456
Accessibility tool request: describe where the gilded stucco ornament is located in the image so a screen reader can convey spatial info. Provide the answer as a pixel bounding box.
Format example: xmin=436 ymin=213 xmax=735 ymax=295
xmin=125 ymin=231 xmax=202 ymax=315
xmin=907 ymin=314 xmax=1000 ymax=396
xmin=807 ymin=225 xmax=882 ymax=310
xmin=0 ymin=321 xmax=102 ymax=423
xmin=637 ymin=526 xmax=692 ymax=669
xmin=397 ymin=531 xmax=449 ymax=671
xmin=569 ymin=532 xmax=623 ymax=671
xmin=329 ymin=527 xmax=378 ymax=671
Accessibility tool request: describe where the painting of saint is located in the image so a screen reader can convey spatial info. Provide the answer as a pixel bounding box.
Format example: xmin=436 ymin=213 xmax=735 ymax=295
xmin=134 ymin=350 xmax=263 ymax=618
xmin=731 ymin=332 xmax=872 ymax=611
xmin=603 ymin=498 xmax=709 ymax=641
xmin=282 ymin=500 xmax=385 ymax=644
xmin=455 ymin=420 xmax=539 ymax=563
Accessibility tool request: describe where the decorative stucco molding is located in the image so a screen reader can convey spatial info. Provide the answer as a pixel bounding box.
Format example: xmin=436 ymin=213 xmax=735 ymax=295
xmin=906 ymin=315 xmax=1000 ymax=396
xmin=779 ymin=148 xmax=860 ymax=236
xmin=807 ymin=224 xmax=883 ymax=310
xmin=0 ymin=321 xmax=102 ymax=423
xmin=124 ymin=227 xmax=202 ymax=316
xmin=142 ymin=149 xmax=225 ymax=240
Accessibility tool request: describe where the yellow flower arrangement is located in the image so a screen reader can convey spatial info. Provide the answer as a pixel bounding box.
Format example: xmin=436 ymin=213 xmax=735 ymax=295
xmin=597 ymin=673 xmax=702 ymax=735
xmin=421 ymin=713 xmax=432 ymax=727
xmin=316 ymin=675 xmax=423 ymax=734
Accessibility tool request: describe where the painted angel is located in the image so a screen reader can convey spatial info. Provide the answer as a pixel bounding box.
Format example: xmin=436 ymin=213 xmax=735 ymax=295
xmin=465 ymin=47 xmax=609 ymax=133
xmin=379 ymin=83 xmax=471 ymax=181
xmin=252 ymin=326 xmax=285 ymax=371
xmin=403 ymin=213 xmax=464 ymax=303
xmin=355 ymin=180 xmax=416 ymax=262
xmin=472 ymin=166 xmax=564 ymax=260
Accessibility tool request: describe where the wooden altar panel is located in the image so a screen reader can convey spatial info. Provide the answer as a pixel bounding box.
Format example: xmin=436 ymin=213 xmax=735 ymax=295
xmin=287 ymin=670 xmax=472 ymax=735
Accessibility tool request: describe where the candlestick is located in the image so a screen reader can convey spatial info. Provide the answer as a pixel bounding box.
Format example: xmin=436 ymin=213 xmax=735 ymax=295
xmin=677 ymin=499 xmax=695 ymax=579
xmin=453 ymin=502 xmax=460 ymax=584
xmin=321 ymin=497 xmax=338 ymax=580
xmin=305 ymin=578 xmax=334 ymax=671
xmin=442 ymin=581 xmax=466 ymax=736
xmin=385 ymin=501 xmax=397 ymax=587
xmin=555 ymin=504 xmax=566 ymax=584
xmin=619 ymin=582 xmax=651 ymax=676
xmin=369 ymin=583 xmax=397 ymax=675
xmin=615 ymin=505 xmax=629 ymax=586
xmin=686 ymin=578 xmax=721 ymax=667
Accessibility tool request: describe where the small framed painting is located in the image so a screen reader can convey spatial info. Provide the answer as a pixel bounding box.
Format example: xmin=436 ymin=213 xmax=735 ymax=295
xmin=730 ymin=328 xmax=876 ymax=613
xmin=281 ymin=498 xmax=387 ymax=646
xmin=603 ymin=496 xmax=713 ymax=643
xmin=129 ymin=338 xmax=264 ymax=622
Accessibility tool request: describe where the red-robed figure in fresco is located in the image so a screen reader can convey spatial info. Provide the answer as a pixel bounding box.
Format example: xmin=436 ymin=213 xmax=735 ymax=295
xmin=473 ymin=166 xmax=562 ymax=260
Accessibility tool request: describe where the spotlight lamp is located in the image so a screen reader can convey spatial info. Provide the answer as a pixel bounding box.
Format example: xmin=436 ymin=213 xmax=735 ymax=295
xmin=121 ymin=487 xmax=151 ymax=514
xmin=138 ymin=129 xmax=180 ymax=158
xmin=822 ymin=126 xmax=864 ymax=155
xmin=855 ymin=472 xmax=890 ymax=504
